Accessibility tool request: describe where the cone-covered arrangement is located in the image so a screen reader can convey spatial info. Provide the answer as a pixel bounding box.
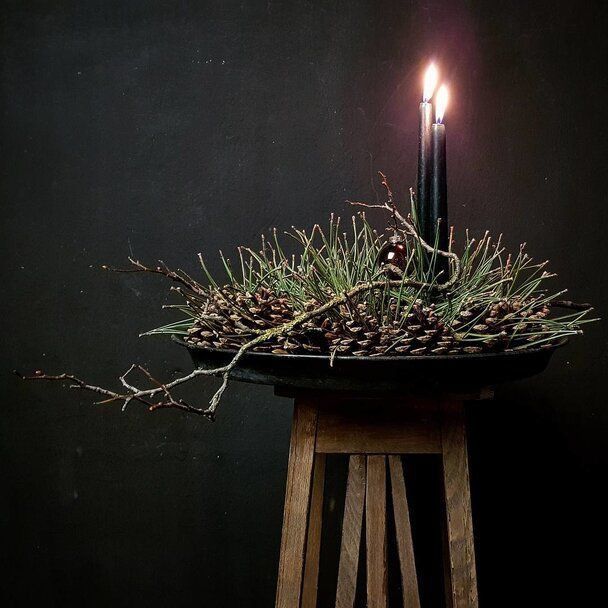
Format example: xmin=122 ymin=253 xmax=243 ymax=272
xmin=183 ymin=285 xmax=555 ymax=357
xmin=19 ymin=177 xmax=595 ymax=422
xmin=143 ymin=204 xmax=592 ymax=359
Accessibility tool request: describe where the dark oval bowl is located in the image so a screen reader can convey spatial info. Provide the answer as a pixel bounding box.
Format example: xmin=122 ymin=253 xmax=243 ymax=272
xmin=178 ymin=337 xmax=566 ymax=392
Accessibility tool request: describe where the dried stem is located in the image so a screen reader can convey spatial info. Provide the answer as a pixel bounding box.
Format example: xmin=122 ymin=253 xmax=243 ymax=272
xmin=103 ymin=257 xmax=205 ymax=295
xmin=347 ymin=173 xmax=461 ymax=288
xmin=17 ymin=270 xmax=445 ymax=419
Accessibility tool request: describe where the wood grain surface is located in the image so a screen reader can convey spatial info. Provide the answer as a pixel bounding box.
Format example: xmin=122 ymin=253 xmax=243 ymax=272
xmin=315 ymin=402 xmax=441 ymax=454
xmin=388 ymin=456 xmax=421 ymax=608
xmin=335 ymin=455 xmax=366 ymax=608
xmin=301 ymin=453 xmax=326 ymax=608
xmin=275 ymin=400 xmax=319 ymax=608
xmin=366 ymin=455 xmax=388 ymax=608
xmin=441 ymin=400 xmax=478 ymax=608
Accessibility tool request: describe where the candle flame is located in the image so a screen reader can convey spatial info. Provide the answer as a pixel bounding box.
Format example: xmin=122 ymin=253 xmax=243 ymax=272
xmin=435 ymin=85 xmax=449 ymax=123
xmin=423 ymin=63 xmax=438 ymax=102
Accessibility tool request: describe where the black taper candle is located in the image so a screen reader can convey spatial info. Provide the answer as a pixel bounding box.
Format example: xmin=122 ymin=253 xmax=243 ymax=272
xmin=430 ymin=122 xmax=448 ymax=275
xmin=417 ymin=101 xmax=433 ymax=243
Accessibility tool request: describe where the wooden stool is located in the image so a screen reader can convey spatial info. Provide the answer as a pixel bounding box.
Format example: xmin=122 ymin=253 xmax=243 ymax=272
xmin=274 ymin=389 xmax=486 ymax=608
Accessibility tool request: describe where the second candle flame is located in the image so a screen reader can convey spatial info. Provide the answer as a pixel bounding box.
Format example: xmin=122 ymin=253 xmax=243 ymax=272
xmin=435 ymin=85 xmax=449 ymax=123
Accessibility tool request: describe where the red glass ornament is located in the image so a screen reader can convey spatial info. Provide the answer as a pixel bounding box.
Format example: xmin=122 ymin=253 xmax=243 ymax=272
xmin=378 ymin=235 xmax=407 ymax=276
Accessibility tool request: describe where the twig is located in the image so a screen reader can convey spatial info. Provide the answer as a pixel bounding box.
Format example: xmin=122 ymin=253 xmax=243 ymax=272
xmin=17 ymin=175 xmax=464 ymax=419
xmin=16 ymin=272 xmax=447 ymax=420
xmin=103 ymin=258 xmax=206 ymax=295
xmin=347 ymin=173 xmax=461 ymax=289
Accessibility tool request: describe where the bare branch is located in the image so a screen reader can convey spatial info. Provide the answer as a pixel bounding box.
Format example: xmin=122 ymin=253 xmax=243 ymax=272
xmin=347 ymin=173 xmax=461 ymax=289
xmin=19 ymin=174 xmax=468 ymax=418
xmin=102 ymin=257 xmax=206 ymax=295
xmin=16 ymin=270 xmax=447 ymax=420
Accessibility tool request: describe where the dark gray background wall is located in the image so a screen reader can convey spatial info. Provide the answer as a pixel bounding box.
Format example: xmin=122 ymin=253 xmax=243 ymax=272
xmin=1 ymin=1 xmax=606 ymax=606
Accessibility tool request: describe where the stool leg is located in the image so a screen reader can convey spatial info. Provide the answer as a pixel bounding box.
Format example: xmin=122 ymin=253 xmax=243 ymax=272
xmin=441 ymin=400 xmax=479 ymax=608
xmin=335 ymin=455 xmax=366 ymax=608
xmin=388 ymin=456 xmax=421 ymax=608
xmin=366 ymin=455 xmax=388 ymax=608
xmin=301 ymin=454 xmax=326 ymax=608
xmin=276 ymin=401 xmax=319 ymax=608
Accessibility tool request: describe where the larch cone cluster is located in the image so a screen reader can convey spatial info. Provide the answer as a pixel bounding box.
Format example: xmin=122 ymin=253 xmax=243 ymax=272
xmin=184 ymin=284 xmax=552 ymax=357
